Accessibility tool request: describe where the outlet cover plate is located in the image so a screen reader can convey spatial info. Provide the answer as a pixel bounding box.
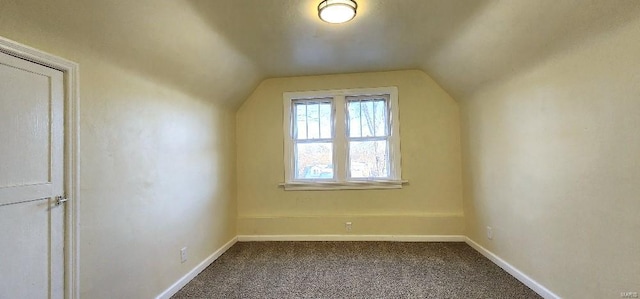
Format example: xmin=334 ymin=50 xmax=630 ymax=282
xmin=180 ymin=247 xmax=188 ymax=263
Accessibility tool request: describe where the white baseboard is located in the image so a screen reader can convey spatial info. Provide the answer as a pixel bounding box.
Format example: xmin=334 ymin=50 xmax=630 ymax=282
xmin=155 ymin=237 xmax=238 ymax=299
xmin=464 ymin=237 xmax=559 ymax=299
xmin=237 ymin=234 xmax=466 ymax=242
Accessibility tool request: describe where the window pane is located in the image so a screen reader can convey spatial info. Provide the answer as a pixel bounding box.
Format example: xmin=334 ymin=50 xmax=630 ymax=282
xmin=348 ymin=98 xmax=388 ymax=138
xmin=294 ymin=103 xmax=307 ymax=139
xmin=373 ymin=100 xmax=388 ymax=137
xmin=319 ymin=103 xmax=332 ymax=138
xmin=307 ymin=104 xmax=320 ymax=139
xmin=361 ymin=101 xmax=374 ymax=137
xmin=347 ymin=101 xmax=361 ymax=137
xmin=349 ymin=140 xmax=389 ymax=178
xmin=295 ymin=142 xmax=334 ymax=179
xmin=294 ymin=100 xmax=332 ymax=140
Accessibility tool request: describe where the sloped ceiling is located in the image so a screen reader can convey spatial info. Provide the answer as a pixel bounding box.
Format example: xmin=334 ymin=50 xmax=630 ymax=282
xmin=188 ymin=0 xmax=640 ymax=101
xmin=2 ymin=0 xmax=639 ymax=106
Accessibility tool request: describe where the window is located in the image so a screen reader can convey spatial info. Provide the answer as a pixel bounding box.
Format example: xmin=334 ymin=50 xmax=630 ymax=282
xmin=283 ymin=87 xmax=403 ymax=190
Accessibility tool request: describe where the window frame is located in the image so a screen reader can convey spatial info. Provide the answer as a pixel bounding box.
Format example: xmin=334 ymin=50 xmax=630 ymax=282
xmin=282 ymin=87 xmax=403 ymax=191
xmin=291 ymin=97 xmax=335 ymax=181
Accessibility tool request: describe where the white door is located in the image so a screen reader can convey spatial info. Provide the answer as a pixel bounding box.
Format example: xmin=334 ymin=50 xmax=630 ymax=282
xmin=0 ymin=51 xmax=64 ymax=299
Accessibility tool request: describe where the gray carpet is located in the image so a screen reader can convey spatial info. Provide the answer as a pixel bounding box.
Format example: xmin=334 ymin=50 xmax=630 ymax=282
xmin=172 ymin=242 xmax=541 ymax=299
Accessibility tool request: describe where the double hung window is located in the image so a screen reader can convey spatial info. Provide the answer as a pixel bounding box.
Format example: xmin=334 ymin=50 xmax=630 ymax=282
xmin=283 ymin=87 xmax=402 ymax=190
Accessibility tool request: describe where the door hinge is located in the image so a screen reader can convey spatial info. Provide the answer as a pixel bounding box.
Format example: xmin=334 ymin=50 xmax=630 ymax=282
xmin=55 ymin=195 xmax=69 ymax=206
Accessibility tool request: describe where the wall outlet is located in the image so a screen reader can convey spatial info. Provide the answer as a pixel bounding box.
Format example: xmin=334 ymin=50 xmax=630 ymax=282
xmin=345 ymin=222 xmax=352 ymax=232
xmin=180 ymin=247 xmax=188 ymax=263
xmin=487 ymin=226 xmax=493 ymax=240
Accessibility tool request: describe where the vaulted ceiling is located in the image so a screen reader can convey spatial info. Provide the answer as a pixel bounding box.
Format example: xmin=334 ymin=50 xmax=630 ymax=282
xmin=189 ymin=0 xmax=640 ymax=101
xmin=2 ymin=0 xmax=639 ymax=106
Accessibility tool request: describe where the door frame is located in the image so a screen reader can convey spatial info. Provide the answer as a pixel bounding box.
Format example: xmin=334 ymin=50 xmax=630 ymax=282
xmin=0 ymin=36 xmax=80 ymax=299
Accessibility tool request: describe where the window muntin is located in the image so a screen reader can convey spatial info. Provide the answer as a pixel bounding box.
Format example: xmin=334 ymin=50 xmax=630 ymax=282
xmin=283 ymin=87 xmax=402 ymax=190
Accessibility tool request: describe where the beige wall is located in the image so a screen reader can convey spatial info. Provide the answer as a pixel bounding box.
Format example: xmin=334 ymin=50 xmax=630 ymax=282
xmin=460 ymin=17 xmax=640 ymax=298
xmin=237 ymin=70 xmax=464 ymax=235
xmin=4 ymin=1 xmax=637 ymax=298
xmin=0 ymin=1 xmax=250 ymax=298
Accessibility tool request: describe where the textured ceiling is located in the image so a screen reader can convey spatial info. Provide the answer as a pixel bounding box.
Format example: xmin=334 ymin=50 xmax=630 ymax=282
xmin=187 ymin=0 xmax=640 ymax=100
xmin=2 ymin=0 xmax=639 ymax=105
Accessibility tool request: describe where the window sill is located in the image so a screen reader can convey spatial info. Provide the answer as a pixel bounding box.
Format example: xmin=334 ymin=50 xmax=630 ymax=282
xmin=279 ymin=180 xmax=408 ymax=191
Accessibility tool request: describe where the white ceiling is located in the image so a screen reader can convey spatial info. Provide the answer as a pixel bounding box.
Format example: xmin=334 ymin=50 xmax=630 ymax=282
xmin=4 ymin=0 xmax=639 ymax=105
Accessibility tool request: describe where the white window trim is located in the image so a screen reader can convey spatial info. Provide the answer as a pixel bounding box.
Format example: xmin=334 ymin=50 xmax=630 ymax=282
xmin=282 ymin=87 xmax=405 ymax=191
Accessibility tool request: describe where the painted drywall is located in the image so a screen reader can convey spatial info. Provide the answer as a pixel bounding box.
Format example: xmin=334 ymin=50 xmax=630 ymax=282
xmin=460 ymin=16 xmax=640 ymax=299
xmin=183 ymin=1 xmax=640 ymax=102
xmin=237 ymin=70 xmax=464 ymax=235
xmin=0 ymin=1 xmax=254 ymax=298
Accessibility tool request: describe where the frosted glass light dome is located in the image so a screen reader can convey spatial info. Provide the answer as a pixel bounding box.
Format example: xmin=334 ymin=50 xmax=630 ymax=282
xmin=318 ymin=0 xmax=357 ymax=24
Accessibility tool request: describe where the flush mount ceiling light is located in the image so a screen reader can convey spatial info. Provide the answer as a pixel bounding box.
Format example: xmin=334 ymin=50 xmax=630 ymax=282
xmin=318 ymin=0 xmax=358 ymax=24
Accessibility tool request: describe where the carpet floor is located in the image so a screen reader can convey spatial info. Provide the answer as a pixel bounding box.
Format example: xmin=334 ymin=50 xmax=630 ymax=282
xmin=172 ymin=242 xmax=541 ymax=299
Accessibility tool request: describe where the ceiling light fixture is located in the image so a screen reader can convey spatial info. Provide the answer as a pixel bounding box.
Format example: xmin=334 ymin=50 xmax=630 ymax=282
xmin=318 ymin=0 xmax=357 ymax=24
